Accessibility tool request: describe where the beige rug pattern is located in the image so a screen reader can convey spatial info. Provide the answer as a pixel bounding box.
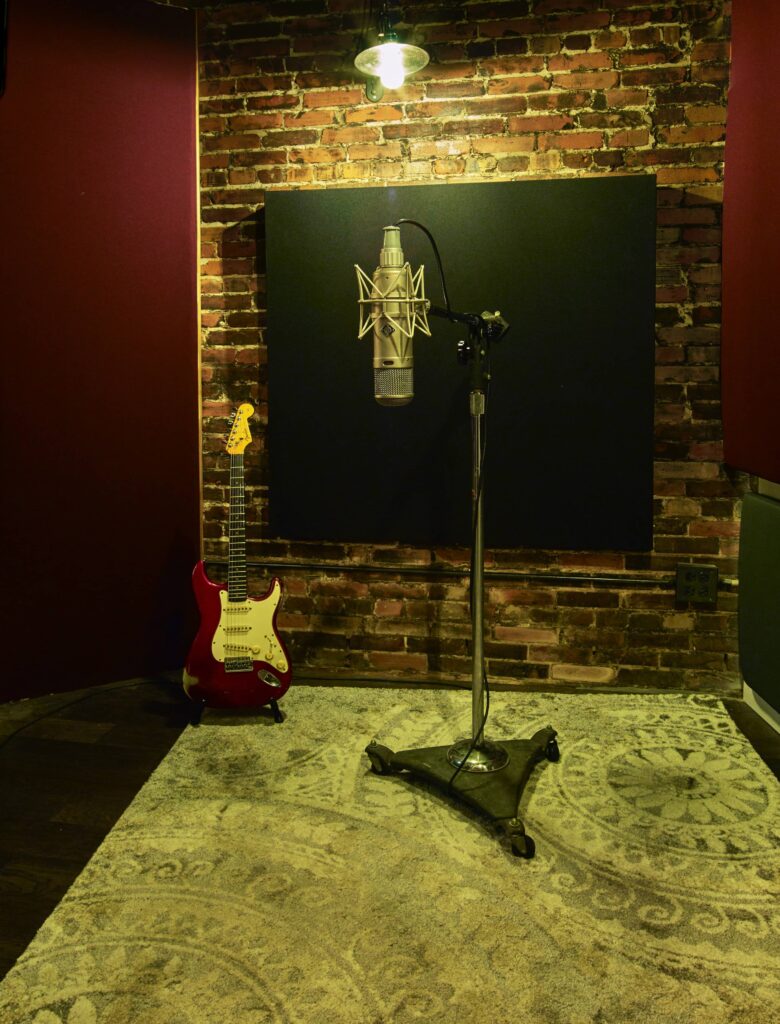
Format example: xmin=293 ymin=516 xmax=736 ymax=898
xmin=0 ymin=688 xmax=778 ymax=1023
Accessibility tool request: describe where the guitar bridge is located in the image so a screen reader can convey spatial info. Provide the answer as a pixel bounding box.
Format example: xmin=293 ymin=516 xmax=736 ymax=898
xmin=225 ymin=656 xmax=253 ymax=673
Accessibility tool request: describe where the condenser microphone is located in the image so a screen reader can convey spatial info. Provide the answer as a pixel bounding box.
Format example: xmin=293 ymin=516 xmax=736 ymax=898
xmin=356 ymin=226 xmax=430 ymax=406
xmin=372 ymin=226 xmax=412 ymax=405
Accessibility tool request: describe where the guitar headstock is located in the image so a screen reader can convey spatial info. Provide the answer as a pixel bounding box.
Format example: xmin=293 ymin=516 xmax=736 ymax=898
xmin=226 ymin=402 xmax=254 ymax=455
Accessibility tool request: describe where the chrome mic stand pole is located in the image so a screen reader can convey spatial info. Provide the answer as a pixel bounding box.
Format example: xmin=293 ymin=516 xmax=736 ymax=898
xmin=446 ymin=321 xmax=508 ymax=773
xmin=471 ymin=385 xmax=487 ymax=741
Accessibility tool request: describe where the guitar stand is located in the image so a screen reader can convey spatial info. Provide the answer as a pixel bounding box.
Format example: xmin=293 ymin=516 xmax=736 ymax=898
xmin=188 ymin=698 xmax=285 ymax=727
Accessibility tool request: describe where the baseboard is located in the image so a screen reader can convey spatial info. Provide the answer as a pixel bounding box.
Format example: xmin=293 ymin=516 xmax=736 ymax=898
xmin=742 ymin=680 xmax=780 ymax=735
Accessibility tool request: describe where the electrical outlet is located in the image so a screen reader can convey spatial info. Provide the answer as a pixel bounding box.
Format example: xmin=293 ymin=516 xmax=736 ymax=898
xmin=675 ymin=563 xmax=719 ymax=605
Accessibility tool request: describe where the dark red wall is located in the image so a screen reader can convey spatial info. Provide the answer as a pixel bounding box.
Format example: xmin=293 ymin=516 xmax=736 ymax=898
xmin=722 ymin=0 xmax=780 ymax=483
xmin=0 ymin=0 xmax=199 ymax=701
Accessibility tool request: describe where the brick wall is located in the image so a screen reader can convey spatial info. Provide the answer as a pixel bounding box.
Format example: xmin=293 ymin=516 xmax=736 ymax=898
xmin=196 ymin=0 xmax=742 ymax=692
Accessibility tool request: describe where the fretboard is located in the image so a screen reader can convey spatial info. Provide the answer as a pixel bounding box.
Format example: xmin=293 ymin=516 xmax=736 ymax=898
xmin=227 ymin=453 xmax=247 ymax=601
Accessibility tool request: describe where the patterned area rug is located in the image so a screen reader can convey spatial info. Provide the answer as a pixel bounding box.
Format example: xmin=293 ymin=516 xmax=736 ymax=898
xmin=1 ymin=687 xmax=778 ymax=1024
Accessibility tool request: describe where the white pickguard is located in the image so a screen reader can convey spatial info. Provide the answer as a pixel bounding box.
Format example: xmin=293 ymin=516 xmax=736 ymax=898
xmin=211 ymin=581 xmax=288 ymax=674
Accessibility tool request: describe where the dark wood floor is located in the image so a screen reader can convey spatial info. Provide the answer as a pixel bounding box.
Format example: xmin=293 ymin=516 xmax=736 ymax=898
xmin=0 ymin=676 xmax=191 ymax=979
xmin=0 ymin=677 xmax=778 ymax=981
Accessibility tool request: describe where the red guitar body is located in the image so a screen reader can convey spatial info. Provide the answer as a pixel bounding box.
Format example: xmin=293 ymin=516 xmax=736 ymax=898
xmin=183 ymin=561 xmax=292 ymax=710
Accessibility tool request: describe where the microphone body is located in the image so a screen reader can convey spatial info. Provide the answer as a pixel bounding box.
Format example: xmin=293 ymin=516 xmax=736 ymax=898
xmin=356 ymin=225 xmax=430 ymax=405
xmin=354 ymin=226 xmax=427 ymax=405
xmin=372 ymin=226 xmax=413 ymax=406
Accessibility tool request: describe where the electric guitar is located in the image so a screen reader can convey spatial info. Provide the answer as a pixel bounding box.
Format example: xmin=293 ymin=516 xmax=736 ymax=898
xmin=183 ymin=402 xmax=292 ymax=717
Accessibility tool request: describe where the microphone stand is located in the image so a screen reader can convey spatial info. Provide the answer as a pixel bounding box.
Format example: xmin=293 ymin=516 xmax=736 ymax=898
xmin=365 ymin=302 xmax=559 ymax=860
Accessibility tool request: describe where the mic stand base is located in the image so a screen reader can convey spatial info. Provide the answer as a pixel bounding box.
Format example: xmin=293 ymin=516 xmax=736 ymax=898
xmin=365 ymin=728 xmax=559 ymax=859
xmin=447 ymin=736 xmax=509 ymax=773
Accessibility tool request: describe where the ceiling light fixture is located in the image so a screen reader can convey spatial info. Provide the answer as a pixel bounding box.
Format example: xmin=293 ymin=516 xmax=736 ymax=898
xmin=354 ymin=0 xmax=429 ymax=99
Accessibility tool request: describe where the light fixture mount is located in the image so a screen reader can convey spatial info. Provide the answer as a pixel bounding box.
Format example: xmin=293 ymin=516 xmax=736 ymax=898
xmin=364 ymin=77 xmax=385 ymax=103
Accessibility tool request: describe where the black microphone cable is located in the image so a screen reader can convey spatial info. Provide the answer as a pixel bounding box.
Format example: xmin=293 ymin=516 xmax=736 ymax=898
xmin=395 ymin=218 xmax=453 ymax=317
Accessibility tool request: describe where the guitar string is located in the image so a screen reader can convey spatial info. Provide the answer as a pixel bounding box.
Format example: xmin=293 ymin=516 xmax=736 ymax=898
xmin=227 ymin=452 xmax=248 ymax=663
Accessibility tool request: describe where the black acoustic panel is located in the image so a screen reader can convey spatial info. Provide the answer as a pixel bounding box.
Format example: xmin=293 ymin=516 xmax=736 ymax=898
xmin=266 ymin=176 xmax=656 ymax=550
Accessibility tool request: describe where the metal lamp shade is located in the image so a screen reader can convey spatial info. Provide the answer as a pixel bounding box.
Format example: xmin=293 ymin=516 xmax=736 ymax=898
xmin=354 ymin=41 xmax=429 ymax=89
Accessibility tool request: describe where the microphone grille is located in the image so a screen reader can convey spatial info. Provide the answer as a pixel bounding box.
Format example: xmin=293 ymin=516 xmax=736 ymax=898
xmin=374 ymin=366 xmax=413 ymax=406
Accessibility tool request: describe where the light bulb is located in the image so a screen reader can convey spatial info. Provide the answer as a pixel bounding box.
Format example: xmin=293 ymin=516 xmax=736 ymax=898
xmin=377 ymin=43 xmax=405 ymax=90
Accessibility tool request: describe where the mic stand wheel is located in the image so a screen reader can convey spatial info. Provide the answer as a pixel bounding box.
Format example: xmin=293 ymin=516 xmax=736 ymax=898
xmin=364 ymin=287 xmax=559 ymax=860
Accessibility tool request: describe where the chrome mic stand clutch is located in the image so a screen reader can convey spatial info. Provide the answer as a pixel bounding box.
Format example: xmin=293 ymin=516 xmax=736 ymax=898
xmin=359 ymin=222 xmax=559 ymax=859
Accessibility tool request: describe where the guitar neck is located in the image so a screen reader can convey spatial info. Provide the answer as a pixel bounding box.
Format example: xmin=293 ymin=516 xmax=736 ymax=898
xmin=228 ymin=452 xmax=247 ymax=601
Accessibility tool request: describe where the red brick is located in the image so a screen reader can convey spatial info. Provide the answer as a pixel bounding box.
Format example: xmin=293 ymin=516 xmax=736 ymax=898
xmin=259 ymin=128 xmax=320 ymax=147
xmin=692 ymin=41 xmax=730 ymax=63
xmin=321 ymin=125 xmax=381 ymax=144
xmin=621 ymin=67 xmax=687 ymax=86
xmin=533 ymin=8 xmax=610 ymax=33
xmin=595 ymin=29 xmax=628 ymax=49
xmin=688 ymin=519 xmax=739 ymax=537
xmin=425 ymin=80 xmax=485 ymax=99
xmin=303 ymin=88 xmax=367 ymax=109
xmin=607 ymin=128 xmax=650 ymax=147
xmin=345 ymin=104 xmax=405 ymax=124
xmin=465 ymin=96 xmax=529 ymax=115
xmin=656 ymin=167 xmax=719 ymax=185
xmin=481 ymin=55 xmax=547 ymax=77
xmin=537 ymin=130 xmax=604 ymax=150
xmin=506 ymin=113 xmax=574 ymax=132
xmin=548 ymin=52 xmax=613 ymax=72
xmin=496 ymin=154 xmax=532 ymax=172
xmin=472 ymin=135 xmax=535 ymax=153
xmin=494 ymin=625 xmax=558 ymax=644
xmin=478 ymin=17 xmax=541 ymax=39
xmin=440 ymin=117 xmax=506 ymax=137
xmin=691 ymin=64 xmax=730 ymax=84
xmin=619 ymin=50 xmax=682 ymax=69
xmin=347 ymin=142 xmax=404 ymax=161
xmin=529 ymin=35 xmax=562 ymax=55
xmin=202 ymin=133 xmax=263 ymax=152
xmin=551 ymin=70 xmax=619 ymax=89
xmin=486 ymin=75 xmax=550 ymax=95
xmin=284 ymin=110 xmax=336 ymax=127
xmin=659 ymin=124 xmax=726 ymax=145
xmin=604 ymin=87 xmax=650 ymax=106
xmin=686 ymin=104 xmax=727 ymax=124
xmin=526 ymin=90 xmax=591 ymax=111
xmin=368 ymin=652 xmax=428 ymax=673
xmin=551 ymin=665 xmax=616 ymax=683
xmin=409 ymin=140 xmax=469 ymax=159
xmin=288 ymin=146 xmax=344 ymax=164
xmin=229 ymin=113 xmax=284 ymax=130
